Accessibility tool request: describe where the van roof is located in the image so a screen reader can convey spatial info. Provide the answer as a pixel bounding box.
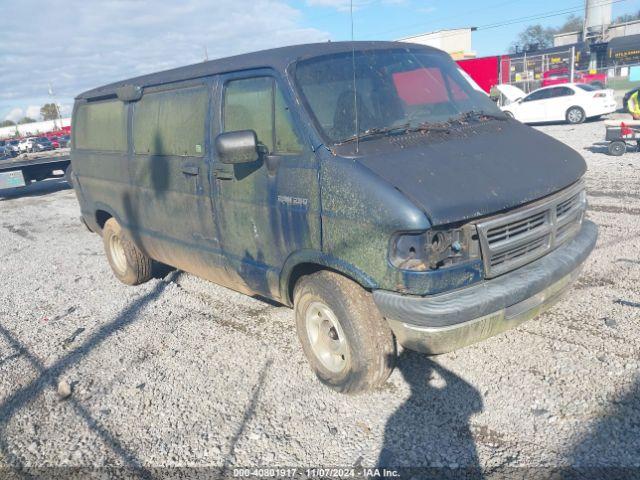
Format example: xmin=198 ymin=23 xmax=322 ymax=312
xmin=76 ymin=41 xmax=440 ymax=101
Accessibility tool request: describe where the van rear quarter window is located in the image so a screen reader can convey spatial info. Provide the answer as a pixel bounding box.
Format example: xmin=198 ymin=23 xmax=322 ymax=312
xmin=133 ymin=86 xmax=207 ymax=156
xmin=74 ymin=100 xmax=126 ymax=151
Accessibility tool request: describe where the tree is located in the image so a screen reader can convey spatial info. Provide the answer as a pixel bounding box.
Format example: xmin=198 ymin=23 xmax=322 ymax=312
xmin=40 ymin=103 xmax=59 ymax=121
xmin=557 ymin=14 xmax=583 ymax=34
xmin=509 ymin=15 xmax=583 ymax=53
xmin=17 ymin=117 xmax=36 ymax=125
xmin=510 ymin=24 xmax=556 ymax=53
xmin=614 ymin=10 xmax=640 ymax=24
xmin=0 ymin=120 xmax=16 ymax=128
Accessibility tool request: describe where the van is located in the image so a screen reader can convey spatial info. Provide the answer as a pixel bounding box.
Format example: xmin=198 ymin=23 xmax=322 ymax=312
xmin=71 ymin=42 xmax=597 ymax=393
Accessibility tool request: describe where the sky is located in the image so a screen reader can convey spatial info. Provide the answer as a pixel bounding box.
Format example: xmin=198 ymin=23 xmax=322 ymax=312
xmin=1 ymin=0 xmax=638 ymax=122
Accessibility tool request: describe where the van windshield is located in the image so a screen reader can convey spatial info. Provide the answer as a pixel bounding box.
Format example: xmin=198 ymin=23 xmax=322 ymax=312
xmin=294 ymin=48 xmax=503 ymax=144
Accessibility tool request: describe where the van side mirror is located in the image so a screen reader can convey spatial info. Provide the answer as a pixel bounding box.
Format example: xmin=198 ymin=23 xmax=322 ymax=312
xmin=215 ymin=130 xmax=258 ymax=164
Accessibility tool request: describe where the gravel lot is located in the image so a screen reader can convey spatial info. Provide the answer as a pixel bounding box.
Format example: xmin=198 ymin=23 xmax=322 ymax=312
xmin=0 ymin=119 xmax=638 ymax=476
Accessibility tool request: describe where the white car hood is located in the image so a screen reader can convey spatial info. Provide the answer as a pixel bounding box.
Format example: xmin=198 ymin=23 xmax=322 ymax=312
xmin=496 ymin=84 xmax=526 ymax=103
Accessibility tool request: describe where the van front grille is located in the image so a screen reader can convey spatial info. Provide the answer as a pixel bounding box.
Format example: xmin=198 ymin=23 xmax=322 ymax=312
xmin=476 ymin=182 xmax=586 ymax=278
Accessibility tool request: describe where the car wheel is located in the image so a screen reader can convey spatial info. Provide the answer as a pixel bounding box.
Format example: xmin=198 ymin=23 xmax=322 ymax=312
xmin=608 ymin=141 xmax=626 ymax=156
xmin=102 ymin=218 xmax=153 ymax=286
xmin=566 ymin=106 xmax=585 ymax=124
xmin=503 ymin=111 xmax=514 ymax=119
xmin=294 ymin=270 xmax=396 ymax=393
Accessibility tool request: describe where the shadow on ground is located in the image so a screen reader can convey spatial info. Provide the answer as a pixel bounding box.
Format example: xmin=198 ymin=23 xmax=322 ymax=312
xmin=378 ymin=351 xmax=483 ymax=478
xmin=568 ymin=377 xmax=640 ymax=479
xmin=0 ymin=272 xmax=181 ymax=478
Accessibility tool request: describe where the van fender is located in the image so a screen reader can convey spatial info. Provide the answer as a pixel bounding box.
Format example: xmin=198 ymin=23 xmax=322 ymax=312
xmin=279 ymin=249 xmax=379 ymax=306
xmin=91 ymin=202 xmax=123 ymax=233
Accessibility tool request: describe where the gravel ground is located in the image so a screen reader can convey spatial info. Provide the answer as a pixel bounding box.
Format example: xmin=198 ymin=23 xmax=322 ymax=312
xmin=0 ymin=119 xmax=638 ymax=476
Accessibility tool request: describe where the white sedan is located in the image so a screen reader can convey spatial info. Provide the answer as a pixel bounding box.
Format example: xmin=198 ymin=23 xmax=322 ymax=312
xmin=18 ymin=137 xmax=36 ymax=153
xmin=496 ymin=83 xmax=617 ymax=124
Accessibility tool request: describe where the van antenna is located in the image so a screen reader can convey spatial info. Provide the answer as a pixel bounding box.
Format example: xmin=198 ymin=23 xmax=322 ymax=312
xmin=350 ymin=0 xmax=359 ymax=153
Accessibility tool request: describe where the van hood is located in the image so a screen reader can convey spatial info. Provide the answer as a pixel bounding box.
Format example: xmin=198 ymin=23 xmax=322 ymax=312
xmin=350 ymin=120 xmax=586 ymax=226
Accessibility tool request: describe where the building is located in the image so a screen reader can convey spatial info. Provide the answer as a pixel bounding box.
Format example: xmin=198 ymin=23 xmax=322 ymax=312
xmin=554 ymin=19 xmax=640 ymax=47
xmin=398 ymin=27 xmax=476 ymax=60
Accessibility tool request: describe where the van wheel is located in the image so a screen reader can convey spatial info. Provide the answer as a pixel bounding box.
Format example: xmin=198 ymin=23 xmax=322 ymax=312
xmin=293 ymin=270 xmax=396 ymax=394
xmin=566 ymin=106 xmax=585 ymax=124
xmin=102 ymin=218 xmax=153 ymax=285
xmin=64 ymin=165 xmax=73 ymax=186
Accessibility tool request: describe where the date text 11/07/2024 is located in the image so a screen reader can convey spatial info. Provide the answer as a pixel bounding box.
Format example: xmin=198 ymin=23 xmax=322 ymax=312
xmin=233 ymin=467 xmax=401 ymax=478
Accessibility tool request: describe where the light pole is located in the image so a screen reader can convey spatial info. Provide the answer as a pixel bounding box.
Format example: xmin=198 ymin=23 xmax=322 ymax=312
xmin=48 ymin=83 xmax=63 ymax=130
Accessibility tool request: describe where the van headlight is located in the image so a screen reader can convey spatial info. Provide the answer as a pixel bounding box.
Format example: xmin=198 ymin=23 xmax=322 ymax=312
xmin=389 ymin=226 xmax=480 ymax=271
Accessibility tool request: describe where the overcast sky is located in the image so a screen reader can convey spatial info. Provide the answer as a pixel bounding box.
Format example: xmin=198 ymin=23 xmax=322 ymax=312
xmin=1 ymin=0 xmax=638 ymax=122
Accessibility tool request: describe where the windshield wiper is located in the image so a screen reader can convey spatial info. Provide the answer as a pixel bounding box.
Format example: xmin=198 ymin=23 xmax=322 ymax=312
xmin=338 ymin=123 xmax=411 ymax=144
xmin=453 ymin=110 xmax=507 ymax=123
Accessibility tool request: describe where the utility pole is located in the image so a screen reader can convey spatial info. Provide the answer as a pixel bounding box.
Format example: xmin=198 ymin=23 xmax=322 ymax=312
xmin=570 ymin=46 xmax=576 ymax=83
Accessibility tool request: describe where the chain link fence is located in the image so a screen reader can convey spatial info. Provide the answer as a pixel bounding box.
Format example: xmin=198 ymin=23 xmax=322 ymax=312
xmin=502 ymin=48 xmax=640 ymax=110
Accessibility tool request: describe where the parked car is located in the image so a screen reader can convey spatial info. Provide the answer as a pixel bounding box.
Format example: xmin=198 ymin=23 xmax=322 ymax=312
xmin=31 ymin=136 xmax=54 ymax=152
xmin=541 ymin=67 xmax=606 ymax=89
xmin=18 ymin=137 xmax=36 ymax=153
xmin=0 ymin=142 xmax=6 ymax=158
xmin=48 ymin=136 xmax=61 ymax=149
xmin=497 ymin=83 xmax=616 ymax=124
xmin=58 ymin=135 xmax=71 ymax=148
xmin=71 ymin=41 xmax=597 ymax=393
xmin=4 ymin=140 xmax=20 ymax=157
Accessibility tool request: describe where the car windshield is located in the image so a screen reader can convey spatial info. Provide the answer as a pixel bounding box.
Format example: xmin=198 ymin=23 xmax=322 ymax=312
xmin=294 ymin=48 xmax=503 ymax=144
xmin=576 ymin=84 xmax=598 ymax=92
xmin=37 ymin=137 xmax=48 ymax=141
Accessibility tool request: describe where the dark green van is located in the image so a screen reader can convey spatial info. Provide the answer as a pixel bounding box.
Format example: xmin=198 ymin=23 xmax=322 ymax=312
xmin=71 ymin=42 xmax=597 ymax=393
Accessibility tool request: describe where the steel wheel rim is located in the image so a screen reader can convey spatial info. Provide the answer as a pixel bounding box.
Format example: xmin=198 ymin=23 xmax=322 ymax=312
xmin=305 ymin=301 xmax=349 ymax=373
xmin=109 ymin=234 xmax=127 ymax=275
xmin=568 ymin=109 xmax=582 ymax=123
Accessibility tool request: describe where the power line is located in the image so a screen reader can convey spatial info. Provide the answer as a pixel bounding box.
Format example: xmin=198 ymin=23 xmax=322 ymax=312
xmin=393 ymin=0 xmax=628 ymax=42
xmin=375 ymin=0 xmax=628 ymax=39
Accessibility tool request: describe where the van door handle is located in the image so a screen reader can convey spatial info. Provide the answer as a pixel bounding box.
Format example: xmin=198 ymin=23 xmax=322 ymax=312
xmin=213 ymin=163 xmax=234 ymax=180
xmin=181 ymin=165 xmax=199 ymax=176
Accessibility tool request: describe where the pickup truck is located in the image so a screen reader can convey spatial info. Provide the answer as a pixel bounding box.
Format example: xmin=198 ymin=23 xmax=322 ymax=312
xmin=0 ymin=154 xmax=71 ymax=190
xmin=541 ymin=68 xmax=606 ymax=89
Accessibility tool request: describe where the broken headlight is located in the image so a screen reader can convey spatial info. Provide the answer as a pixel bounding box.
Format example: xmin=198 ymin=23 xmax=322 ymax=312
xmin=389 ymin=225 xmax=480 ymax=271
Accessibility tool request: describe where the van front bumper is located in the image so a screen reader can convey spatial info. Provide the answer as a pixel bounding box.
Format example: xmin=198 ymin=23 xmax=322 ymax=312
xmin=373 ymin=220 xmax=598 ymax=354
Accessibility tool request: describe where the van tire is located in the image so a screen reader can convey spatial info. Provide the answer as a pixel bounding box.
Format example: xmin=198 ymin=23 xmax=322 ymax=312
xmin=566 ymin=106 xmax=585 ymax=124
xmin=64 ymin=165 xmax=73 ymax=186
xmin=102 ymin=218 xmax=153 ymax=286
xmin=293 ymin=270 xmax=396 ymax=394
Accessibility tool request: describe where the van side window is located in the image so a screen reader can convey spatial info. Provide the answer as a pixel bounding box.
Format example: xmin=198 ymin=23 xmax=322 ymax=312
xmin=133 ymin=86 xmax=207 ymax=157
xmin=223 ymin=77 xmax=303 ymax=154
xmin=75 ymin=101 xmax=126 ymax=151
